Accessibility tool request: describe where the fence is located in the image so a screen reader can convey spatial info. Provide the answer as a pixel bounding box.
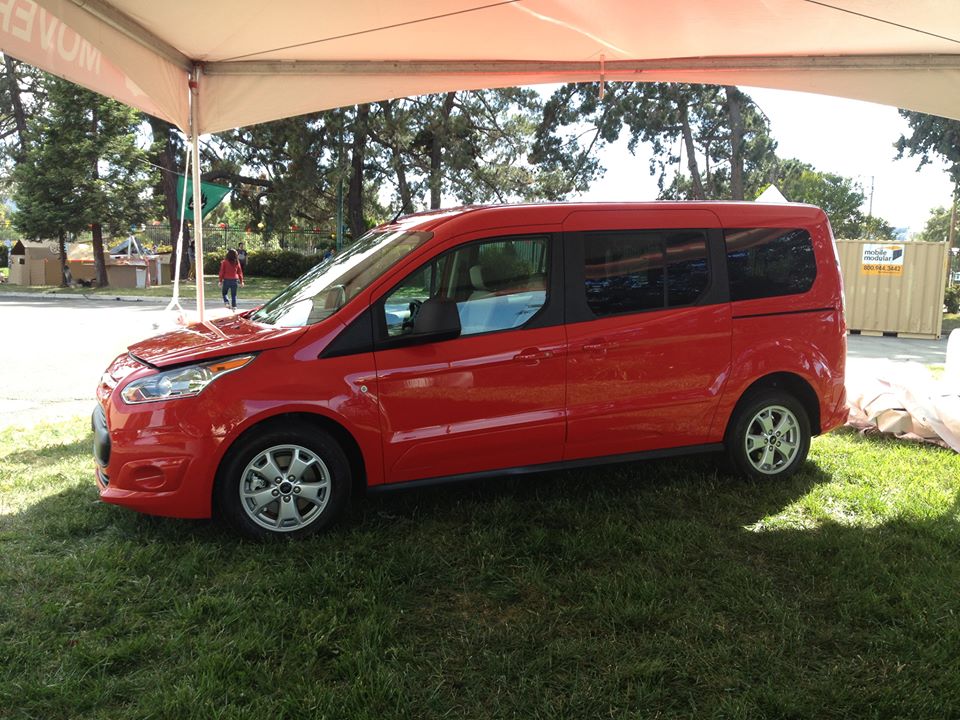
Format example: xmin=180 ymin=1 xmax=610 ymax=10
xmin=136 ymin=226 xmax=337 ymax=256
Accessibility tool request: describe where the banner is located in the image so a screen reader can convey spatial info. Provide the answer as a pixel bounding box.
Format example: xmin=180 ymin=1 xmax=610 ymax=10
xmin=861 ymin=244 xmax=904 ymax=276
xmin=175 ymin=176 xmax=231 ymax=220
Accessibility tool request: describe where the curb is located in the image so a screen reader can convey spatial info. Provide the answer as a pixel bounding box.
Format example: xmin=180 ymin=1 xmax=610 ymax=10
xmin=0 ymin=290 xmax=269 ymax=306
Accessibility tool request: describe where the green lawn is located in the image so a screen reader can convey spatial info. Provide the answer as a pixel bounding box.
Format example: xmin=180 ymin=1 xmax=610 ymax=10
xmin=2 ymin=418 xmax=959 ymax=718
xmin=0 ymin=275 xmax=292 ymax=301
xmin=944 ymin=313 xmax=960 ymax=335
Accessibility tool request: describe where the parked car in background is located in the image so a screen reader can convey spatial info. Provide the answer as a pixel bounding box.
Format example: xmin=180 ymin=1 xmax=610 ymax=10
xmin=93 ymin=202 xmax=847 ymax=539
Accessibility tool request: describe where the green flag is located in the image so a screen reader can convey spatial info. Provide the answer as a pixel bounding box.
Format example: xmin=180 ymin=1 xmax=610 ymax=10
xmin=176 ymin=175 xmax=231 ymax=220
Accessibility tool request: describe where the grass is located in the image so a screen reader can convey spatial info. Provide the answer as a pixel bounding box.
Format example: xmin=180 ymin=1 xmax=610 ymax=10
xmin=0 ymin=275 xmax=292 ymax=301
xmin=944 ymin=313 xmax=960 ymax=335
xmin=2 ymin=418 xmax=960 ymax=718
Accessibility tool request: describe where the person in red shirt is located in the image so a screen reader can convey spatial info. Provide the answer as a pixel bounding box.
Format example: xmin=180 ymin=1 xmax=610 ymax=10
xmin=218 ymin=248 xmax=245 ymax=310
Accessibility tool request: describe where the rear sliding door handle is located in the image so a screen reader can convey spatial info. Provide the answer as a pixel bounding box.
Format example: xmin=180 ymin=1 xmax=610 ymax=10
xmin=582 ymin=340 xmax=616 ymax=354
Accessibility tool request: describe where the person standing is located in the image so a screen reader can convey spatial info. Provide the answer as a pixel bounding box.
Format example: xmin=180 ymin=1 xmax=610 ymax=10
xmin=237 ymin=242 xmax=248 ymax=272
xmin=218 ymin=248 xmax=244 ymax=311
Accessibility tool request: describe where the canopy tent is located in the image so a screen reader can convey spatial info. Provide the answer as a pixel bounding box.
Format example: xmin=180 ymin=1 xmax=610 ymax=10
xmin=5 ymin=0 xmax=960 ymax=134
xmin=3 ymin=0 xmax=960 ymax=318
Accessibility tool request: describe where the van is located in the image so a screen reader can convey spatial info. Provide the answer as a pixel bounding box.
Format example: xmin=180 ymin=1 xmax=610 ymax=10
xmin=93 ymin=202 xmax=847 ymax=539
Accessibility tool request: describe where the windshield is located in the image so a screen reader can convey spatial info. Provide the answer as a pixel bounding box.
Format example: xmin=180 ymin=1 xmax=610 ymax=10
xmin=250 ymin=229 xmax=433 ymax=327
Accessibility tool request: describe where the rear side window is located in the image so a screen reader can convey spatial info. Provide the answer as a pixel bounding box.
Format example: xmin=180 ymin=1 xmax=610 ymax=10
xmin=725 ymin=228 xmax=816 ymax=301
xmin=583 ymin=230 xmax=709 ymax=317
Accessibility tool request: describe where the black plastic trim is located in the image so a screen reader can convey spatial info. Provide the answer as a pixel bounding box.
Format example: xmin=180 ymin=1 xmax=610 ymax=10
xmin=320 ymin=307 xmax=375 ymax=358
xmin=92 ymin=405 xmax=111 ymax=468
xmin=733 ymin=306 xmax=835 ymax=320
xmin=367 ymin=442 xmax=725 ymax=494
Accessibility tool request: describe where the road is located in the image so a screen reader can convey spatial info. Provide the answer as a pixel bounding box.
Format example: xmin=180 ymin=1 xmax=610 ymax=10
xmin=0 ymin=294 xmax=954 ymax=429
xmin=0 ymin=294 xmax=258 ymax=428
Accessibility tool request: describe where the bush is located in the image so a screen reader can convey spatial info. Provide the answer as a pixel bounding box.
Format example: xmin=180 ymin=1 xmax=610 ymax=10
xmin=0 ymin=243 xmax=7 ymax=268
xmin=945 ymin=284 xmax=960 ymax=314
xmin=202 ymin=249 xmax=320 ymax=278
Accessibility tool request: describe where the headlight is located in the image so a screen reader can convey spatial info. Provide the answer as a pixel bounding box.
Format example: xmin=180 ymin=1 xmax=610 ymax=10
xmin=120 ymin=355 xmax=255 ymax=404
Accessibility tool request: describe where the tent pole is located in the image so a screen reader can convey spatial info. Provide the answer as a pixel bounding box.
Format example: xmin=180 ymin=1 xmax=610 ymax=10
xmin=163 ymin=105 xmax=192 ymax=320
xmin=190 ymin=67 xmax=205 ymax=322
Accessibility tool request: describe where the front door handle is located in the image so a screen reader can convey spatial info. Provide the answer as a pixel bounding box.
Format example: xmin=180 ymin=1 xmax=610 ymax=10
xmin=514 ymin=348 xmax=554 ymax=363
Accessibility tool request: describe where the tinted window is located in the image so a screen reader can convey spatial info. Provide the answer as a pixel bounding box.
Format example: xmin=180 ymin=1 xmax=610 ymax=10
xmin=666 ymin=231 xmax=710 ymax=306
xmin=725 ymin=228 xmax=816 ymax=301
xmin=584 ymin=230 xmax=709 ymax=317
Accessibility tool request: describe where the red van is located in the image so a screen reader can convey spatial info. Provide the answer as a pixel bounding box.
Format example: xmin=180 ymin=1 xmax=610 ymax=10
xmin=93 ymin=203 xmax=847 ymax=539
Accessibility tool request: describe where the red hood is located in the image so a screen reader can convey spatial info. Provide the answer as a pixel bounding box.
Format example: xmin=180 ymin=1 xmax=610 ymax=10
xmin=128 ymin=315 xmax=307 ymax=368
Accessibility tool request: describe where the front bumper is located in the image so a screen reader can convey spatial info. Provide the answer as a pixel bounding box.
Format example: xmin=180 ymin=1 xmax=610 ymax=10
xmin=92 ymin=403 xmax=217 ymax=519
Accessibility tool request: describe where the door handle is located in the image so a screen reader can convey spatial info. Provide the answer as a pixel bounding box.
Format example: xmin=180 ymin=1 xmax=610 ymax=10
xmin=514 ymin=348 xmax=553 ymax=363
xmin=582 ymin=339 xmax=615 ymax=354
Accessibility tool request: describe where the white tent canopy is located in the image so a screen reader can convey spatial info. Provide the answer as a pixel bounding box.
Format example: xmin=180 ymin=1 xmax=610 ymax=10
xmin=4 ymin=0 xmax=960 ymax=321
xmin=3 ymin=0 xmax=960 ymax=134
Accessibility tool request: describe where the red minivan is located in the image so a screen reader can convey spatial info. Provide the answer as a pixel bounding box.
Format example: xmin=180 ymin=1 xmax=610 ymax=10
xmin=93 ymin=203 xmax=847 ymax=539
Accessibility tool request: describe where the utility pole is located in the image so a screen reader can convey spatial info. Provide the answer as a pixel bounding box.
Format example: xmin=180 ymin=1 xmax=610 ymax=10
xmin=947 ymin=184 xmax=958 ymax=287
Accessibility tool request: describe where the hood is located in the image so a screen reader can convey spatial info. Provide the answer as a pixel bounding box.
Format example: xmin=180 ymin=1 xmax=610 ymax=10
xmin=128 ymin=314 xmax=307 ymax=368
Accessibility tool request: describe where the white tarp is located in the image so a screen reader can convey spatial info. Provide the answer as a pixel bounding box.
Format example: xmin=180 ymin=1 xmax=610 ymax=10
xmin=2 ymin=0 xmax=960 ymax=133
xmin=846 ymin=357 xmax=960 ymax=452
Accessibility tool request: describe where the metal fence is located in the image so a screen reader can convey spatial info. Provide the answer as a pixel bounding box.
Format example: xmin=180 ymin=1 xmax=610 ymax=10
xmin=138 ymin=226 xmax=336 ymax=255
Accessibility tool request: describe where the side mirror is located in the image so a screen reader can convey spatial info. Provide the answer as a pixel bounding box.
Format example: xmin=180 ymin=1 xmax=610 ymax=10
xmin=411 ymin=298 xmax=461 ymax=341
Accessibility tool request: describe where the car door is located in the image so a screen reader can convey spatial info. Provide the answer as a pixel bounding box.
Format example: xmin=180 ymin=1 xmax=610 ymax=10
xmin=373 ymin=232 xmax=566 ymax=484
xmin=562 ymin=210 xmax=732 ymax=461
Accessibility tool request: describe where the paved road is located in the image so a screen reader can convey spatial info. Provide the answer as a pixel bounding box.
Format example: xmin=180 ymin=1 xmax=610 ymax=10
xmin=0 ymin=294 xmax=259 ymax=427
xmin=0 ymin=294 xmax=954 ymax=428
xmin=846 ymin=332 xmax=950 ymax=364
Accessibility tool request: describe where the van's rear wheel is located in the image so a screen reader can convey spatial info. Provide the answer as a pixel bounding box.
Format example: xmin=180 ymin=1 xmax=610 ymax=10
xmin=215 ymin=424 xmax=349 ymax=540
xmin=726 ymin=390 xmax=810 ymax=480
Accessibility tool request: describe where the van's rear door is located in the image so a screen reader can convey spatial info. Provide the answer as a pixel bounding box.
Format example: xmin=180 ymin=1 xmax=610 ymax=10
xmin=562 ymin=209 xmax=732 ymax=460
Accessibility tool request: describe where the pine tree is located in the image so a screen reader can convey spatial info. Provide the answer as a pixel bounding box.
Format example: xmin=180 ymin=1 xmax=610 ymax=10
xmin=12 ymin=76 xmax=147 ymax=286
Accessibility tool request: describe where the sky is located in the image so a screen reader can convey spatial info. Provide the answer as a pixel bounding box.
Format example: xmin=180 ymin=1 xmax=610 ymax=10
xmin=573 ymin=87 xmax=956 ymax=236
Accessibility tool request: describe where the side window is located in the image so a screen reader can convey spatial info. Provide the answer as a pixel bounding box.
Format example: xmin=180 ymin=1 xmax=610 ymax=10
xmin=725 ymin=228 xmax=816 ymax=301
xmin=380 ymin=235 xmax=550 ymax=340
xmin=584 ymin=230 xmax=709 ymax=317
xmin=383 ymin=264 xmax=435 ymax=338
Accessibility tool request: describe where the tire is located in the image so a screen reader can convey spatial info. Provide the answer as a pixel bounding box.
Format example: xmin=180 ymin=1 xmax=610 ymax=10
xmin=725 ymin=390 xmax=811 ymax=480
xmin=215 ymin=423 xmax=350 ymax=540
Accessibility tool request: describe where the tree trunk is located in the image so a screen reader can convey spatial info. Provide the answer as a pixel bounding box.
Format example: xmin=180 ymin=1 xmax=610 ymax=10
xmin=57 ymin=229 xmax=71 ymax=287
xmin=91 ymin=223 xmax=108 ymax=286
xmin=2 ymin=55 xmax=28 ymax=161
xmin=347 ymin=104 xmax=369 ymax=241
xmin=148 ymin=116 xmax=186 ymax=278
xmin=90 ymin=105 xmax=109 ymax=287
xmin=679 ymin=102 xmax=705 ymax=200
xmin=725 ymin=86 xmax=745 ymax=201
xmin=381 ymin=101 xmax=413 ymax=213
xmin=430 ymin=92 xmax=456 ymax=210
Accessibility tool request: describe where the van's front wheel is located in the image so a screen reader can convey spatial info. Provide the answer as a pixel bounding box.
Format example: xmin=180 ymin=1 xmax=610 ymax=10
xmin=726 ymin=391 xmax=810 ymax=480
xmin=215 ymin=424 xmax=350 ymax=540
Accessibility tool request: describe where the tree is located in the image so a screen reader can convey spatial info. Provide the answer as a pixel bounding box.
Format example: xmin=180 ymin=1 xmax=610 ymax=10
xmin=914 ymin=205 xmax=953 ymax=243
xmin=0 ymin=53 xmax=45 ymax=168
xmin=896 ymin=111 xmax=960 ymax=184
xmin=860 ymin=215 xmax=898 ymax=241
xmin=535 ymin=82 xmax=778 ymax=202
xmin=13 ymin=76 xmax=148 ymax=286
xmin=772 ymin=159 xmax=866 ymax=238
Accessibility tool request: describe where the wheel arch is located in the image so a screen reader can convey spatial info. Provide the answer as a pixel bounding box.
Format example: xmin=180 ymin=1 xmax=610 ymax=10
xmin=212 ymin=411 xmax=367 ymax=516
xmin=724 ymin=372 xmax=821 ymax=440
